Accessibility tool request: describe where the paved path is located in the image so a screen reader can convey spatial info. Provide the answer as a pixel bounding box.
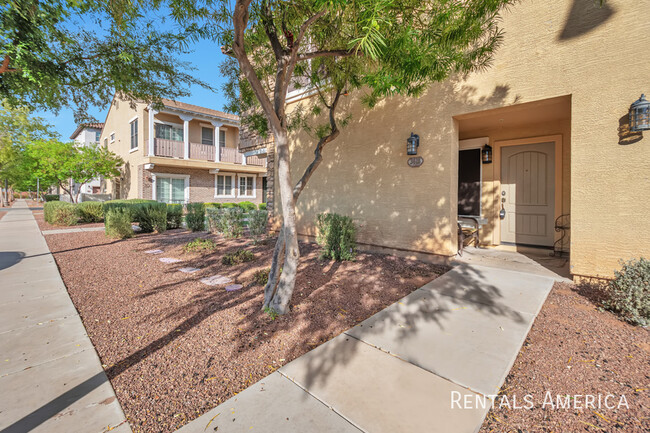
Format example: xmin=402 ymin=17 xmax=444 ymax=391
xmin=177 ymin=260 xmax=555 ymax=433
xmin=42 ymin=226 xmax=105 ymax=235
xmin=0 ymin=200 xmax=130 ymax=433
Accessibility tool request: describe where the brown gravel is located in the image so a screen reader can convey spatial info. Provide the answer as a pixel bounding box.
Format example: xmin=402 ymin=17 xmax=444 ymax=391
xmin=479 ymin=283 xmax=650 ymax=433
xmin=44 ymin=229 xmax=445 ymax=433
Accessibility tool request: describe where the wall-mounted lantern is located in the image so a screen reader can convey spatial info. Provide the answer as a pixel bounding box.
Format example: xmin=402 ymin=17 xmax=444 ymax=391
xmin=407 ymin=133 xmax=420 ymax=155
xmin=629 ymin=94 xmax=650 ymax=131
xmin=482 ymin=144 xmax=493 ymax=164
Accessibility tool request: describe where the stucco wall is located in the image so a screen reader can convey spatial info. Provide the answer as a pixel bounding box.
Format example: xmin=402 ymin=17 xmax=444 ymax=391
xmin=279 ymin=0 xmax=650 ymax=278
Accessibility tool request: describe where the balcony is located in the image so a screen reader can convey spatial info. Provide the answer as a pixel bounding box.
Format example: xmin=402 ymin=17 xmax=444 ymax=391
xmin=152 ymin=139 xmax=266 ymax=166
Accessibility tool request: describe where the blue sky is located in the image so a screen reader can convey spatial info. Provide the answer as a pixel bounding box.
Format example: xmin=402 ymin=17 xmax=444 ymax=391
xmin=36 ymin=29 xmax=231 ymax=139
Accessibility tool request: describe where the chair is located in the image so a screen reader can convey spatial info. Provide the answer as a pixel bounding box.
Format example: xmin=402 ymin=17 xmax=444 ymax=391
xmin=457 ymin=217 xmax=481 ymax=255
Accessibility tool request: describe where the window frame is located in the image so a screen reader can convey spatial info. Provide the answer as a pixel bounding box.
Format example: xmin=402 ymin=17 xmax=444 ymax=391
xmin=154 ymin=122 xmax=184 ymax=142
xmin=214 ymin=173 xmax=235 ymax=198
xmin=201 ymin=127 xmax=214 ymax=145
xmin=129 ymin=118 xmax=138 ymax=151
xmin=110 ymin=132 xmax=115 ymax=143
xmin=219 ymin=129 xmax=226 ymax=147
xmin=151 ymin=173 xmax=190 ymax=204
xmin=237 ymin=174 xmax=256 ymax=198
xmin=95 ymin=130 xmax=101 ymax=142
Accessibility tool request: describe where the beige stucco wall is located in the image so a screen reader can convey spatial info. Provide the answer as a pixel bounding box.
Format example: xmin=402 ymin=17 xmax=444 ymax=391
xmin=279 ymin=0 xmax=650 ymax=278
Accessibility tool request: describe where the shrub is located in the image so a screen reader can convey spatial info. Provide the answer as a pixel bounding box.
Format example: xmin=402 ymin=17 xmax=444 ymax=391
xmin=206 ymin=207 xmax=225 ymax=233
xmin=258 ymin=203 xmax=267 ymax=210
xmin=602 ymin=257 xmax=650 ymax=326
xmin=183 ymin=237 xmax=218 ymax=253
xmin=75 ymin=201 xmax=104 ymax=223
xmin=253 ymin=268 xmax=270 ymax=286
xmin=105 ymin=208 xmax=134 ymax=239
xmin=238 ymin=201 xmax=257 ymax=212
xmin=185 ymin=202 xmax=205 ymax=232
xmin=316 ymin=213 xmax=357 ymax=261
xmin=43 ymin=194 xmax=60 ymax=202
xmin=223 ymin=207 xmax=244 ymax=238
xmin=204 ymin=202 xmax=222 ymax=209
xmin=166 ymin=204 xmax=183 ymax=229
xmin=248 ymin=209 xmax=268 ymax=242
xmin=44 ymin=201 xmax=78 ymax=226
xmin=222 ymin=249 xmax=255 ymax=266
xmin=221 ymin=202 xmax=237 ymax=209
xmin=138 ymin=204 xmax=167 ymax=233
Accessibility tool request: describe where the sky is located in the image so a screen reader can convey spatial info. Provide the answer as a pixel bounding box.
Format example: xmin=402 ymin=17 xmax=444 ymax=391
xmin=35 ymin=16 xmax=232 ymax=140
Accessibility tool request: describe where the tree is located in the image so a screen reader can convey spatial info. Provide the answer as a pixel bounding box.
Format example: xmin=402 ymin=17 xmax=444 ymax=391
xmin=181 ymin=0 xmax=513 ymax=314
xmin=0 ymin=0 xmax=208 ymax=121
xmin=27 ymin=140 xmax=124 ymax=203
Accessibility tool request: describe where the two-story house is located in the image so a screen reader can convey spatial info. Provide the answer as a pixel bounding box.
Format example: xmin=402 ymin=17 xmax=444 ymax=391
xmin=101 ymin=97 xmax=267 ymax=205
xmin=69 ymin=122 xmax=104 ymax=196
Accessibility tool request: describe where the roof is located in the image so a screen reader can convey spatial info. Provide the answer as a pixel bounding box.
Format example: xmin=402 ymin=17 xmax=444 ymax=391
xmin=69 ymin=123 xmax=105 ymax=140
xmin=160 ymin=99 xmax=240 ymax=123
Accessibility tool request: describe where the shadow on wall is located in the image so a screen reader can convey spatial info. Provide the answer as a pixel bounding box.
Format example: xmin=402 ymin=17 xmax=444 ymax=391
xmin=558 ymin=0 xmax=615 ymax=40
xmin=618 ymin=114 xmax=644 ymax=146
xmin=287 ymin=77 xmax=515 ymax=255
xmin=113 ymin=164 xmax=131 ymax=199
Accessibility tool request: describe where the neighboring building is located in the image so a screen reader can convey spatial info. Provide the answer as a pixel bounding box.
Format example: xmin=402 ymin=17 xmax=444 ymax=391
xmin=274 ymin=0 xmax=649 ymax=281
xmin=101 ymin=98 xmax=267 ymax=205
xmin=69 ymin=122 xmax=104 ymax=195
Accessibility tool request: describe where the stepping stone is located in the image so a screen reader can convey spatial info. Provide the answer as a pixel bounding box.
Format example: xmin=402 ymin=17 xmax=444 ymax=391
xmin=200 ymin=275 xmax=232 ymax=286
xmin=144 ymin=249 xmax=164 ymax=254
xmin=179 ymin=267 xmax=201 ymax=274
xmin=225 ymin=284 xmax=243 ymax=292
xmin=159 ymin=257 xmax=182 ymax=264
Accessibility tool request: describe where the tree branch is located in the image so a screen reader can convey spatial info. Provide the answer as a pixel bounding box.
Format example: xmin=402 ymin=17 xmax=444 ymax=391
xmin=297 ymin=49 xmax=360 ymax=61
xmin=0 ymin=55 xmax=17 ymax=74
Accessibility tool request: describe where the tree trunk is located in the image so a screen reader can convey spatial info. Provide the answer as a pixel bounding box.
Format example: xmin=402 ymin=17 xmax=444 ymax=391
xmin=266 ymin=131 xmax=300 ymax=314
xmin=263 ymin=225 xmax=285 ymax=308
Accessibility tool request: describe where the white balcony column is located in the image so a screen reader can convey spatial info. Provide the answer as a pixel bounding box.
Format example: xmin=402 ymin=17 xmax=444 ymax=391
xmin=211 ymin=121 xmax=223 ymax=162
xmin=148 ymin=107 xmax=157 ymax=157
xmin=179 ymin=114 xmax=193 ymax=159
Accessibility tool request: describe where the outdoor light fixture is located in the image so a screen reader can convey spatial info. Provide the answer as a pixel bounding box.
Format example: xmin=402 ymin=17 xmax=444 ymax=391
xmin=629 ymin=94 xmax=650 ymax=131
xmin=482 ymin=144 xmax=493 ymax=164
xmin=407 ymin=132 xmax=420 ymax=155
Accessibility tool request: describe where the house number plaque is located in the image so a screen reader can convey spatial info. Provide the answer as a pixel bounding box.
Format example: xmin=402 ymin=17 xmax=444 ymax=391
xmin=407 ymin=157 xmax=424 ymax=167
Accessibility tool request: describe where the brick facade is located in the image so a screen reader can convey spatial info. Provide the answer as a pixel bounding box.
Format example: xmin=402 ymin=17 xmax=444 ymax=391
xmin=139 ymin=165 xmax=264 ymax=205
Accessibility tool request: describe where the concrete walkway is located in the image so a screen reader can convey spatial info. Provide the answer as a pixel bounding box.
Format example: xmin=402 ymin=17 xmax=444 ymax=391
xmin=42 ymin=226 xmax=105 ymax=235
xmin=177 ymin=259 xmax=555 ymax=432
xmin=0 ymin=200 xmax=130 ymax=433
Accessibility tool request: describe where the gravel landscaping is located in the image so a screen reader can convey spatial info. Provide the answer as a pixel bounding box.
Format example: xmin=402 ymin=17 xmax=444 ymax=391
xmin=479 ymin=283 xmax=650 ymax=433
xmin=44 ymin=229 xmax=445 ymax=433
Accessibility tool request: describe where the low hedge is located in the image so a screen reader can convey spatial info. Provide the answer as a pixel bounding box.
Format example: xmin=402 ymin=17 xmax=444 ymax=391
xmin=75 ymin=201 xmax=104 ymax=223
xmin=43 ymin=194 xmax=60 ymax=202
xmin=185 ymin=202 xmax=205 ymax=232
xmin=167 ymin=204 xmax=183 ymax=229
xmin=105 ymin=208 xmax=134 ymax=239
xmin=238 ymin=201 xmax=257 ymax=212
xmin=44 ymin=201 xmax=78 ymax=226
xmin=102 ymin=199 xmax=166 ymax=233
xmin=258 ymin=203 xmax=267 ymax=210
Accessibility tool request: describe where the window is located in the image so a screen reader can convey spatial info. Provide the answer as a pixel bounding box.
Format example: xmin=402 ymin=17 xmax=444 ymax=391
xmin=202 ymin=127 xmax=214 ymax=145
xmin=155 ymin=176 xmax=187 ymax=204
xmin=238 ymin=175 xmax=255 ymax=198
xmin=110 ymin=132 xmax=115 ymax=143
xmin=155 ymin=123 xmax=183 ymax=141
xmin=215 ymin=174 xmax=234 ymax=197
xmin=219 ymin=130 xmax=226 ymax=147
xmin=103 ymin=138 xmax=108 ymax=148
xmin=458 ymin=148 xmax=481 ymax=216
xmin=95 ymin=131 xmax=101 ymax=142
xmin=130 ymin=119 xmax=138 ymax=150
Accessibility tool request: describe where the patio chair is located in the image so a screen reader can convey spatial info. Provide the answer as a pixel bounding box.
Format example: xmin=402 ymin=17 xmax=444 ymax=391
xmin=457 ymin=217 xmax=481 ymax=255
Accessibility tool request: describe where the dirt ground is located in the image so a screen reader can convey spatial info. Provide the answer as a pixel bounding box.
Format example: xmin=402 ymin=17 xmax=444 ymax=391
xmin=44 ymin=229 xmax=445 ymax=433
xmin=479 ymin=283 xmax=649 ymax=433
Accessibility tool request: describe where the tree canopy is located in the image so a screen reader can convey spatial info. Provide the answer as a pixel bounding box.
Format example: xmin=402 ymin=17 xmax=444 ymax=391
xmin=0 ymin=0 xmax=208 ymax=121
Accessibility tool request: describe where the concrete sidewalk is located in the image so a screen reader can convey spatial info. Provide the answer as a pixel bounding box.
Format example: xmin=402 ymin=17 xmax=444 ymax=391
xmin=0 ymin=200 xmax=130 ymax=433
xmin=177 ymin=261 xmax=555 ymax=433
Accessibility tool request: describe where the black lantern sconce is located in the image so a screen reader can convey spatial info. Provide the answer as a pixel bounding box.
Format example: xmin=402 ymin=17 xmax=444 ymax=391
xmin=407 ymin=132 xmax=420 ymax=155
xmin=629 ymin=94 xmax=650 ymax=132
xmin=482 ymin=144 xmax=492 ymax=164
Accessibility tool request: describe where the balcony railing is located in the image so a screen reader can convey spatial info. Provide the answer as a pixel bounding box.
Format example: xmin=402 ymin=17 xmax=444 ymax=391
xmin=152 ymin=138 xmax=266 ymax=167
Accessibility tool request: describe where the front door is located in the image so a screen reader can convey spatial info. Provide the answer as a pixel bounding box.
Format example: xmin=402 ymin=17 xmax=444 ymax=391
xmin=500 ymin=141 xmax=555 ymax=246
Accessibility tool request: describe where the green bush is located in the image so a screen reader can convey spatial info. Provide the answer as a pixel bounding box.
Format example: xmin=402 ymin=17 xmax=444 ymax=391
xmin=185 ymin=202 xmax=205 ymax=232
xmin=204 ymin=202 xmax=222 ymax=209
xmin=166 ymin=204 xmax=183 ymax=229
xmin=75 ymin=201 xmax=104 ymax=223
xmin=602 ymin=257 xmax=650 ymax=326
xmin=138 ymin=204 xmax=167 ymax=233
xmin=253 ymin=268 xmax=270 ymax=286
xmin=44 ymin=201 xmax=78 ymax=226
xmin=221 ymin=202 xmax=237 ymax=209
xmin=316 ymin=213 xmax=357 ymax=261
xmin=222 ymin=249 xmax=255 ymax=266
xmin=183 ymin=237 xmax=218 ymax=253
xmin=258 ymin=203 xmax=267 ymax=210
xmin=223 ymin=208 xmax=244 ymax=238
xmin=248 ymin=209 xmax=268 ymax=241
xmin=206 ymin=207 xmax=225 ymax=234
xmin=43 ymin=194 xmax=60 ymax=202
xmin=238 ymin=201 xmax=257 ymax=212
xmin=105 ymin=208 xmax=134 ymax=239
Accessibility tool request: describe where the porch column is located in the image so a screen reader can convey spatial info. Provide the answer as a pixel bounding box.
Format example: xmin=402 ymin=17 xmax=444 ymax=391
xmin=179 ymin=114 xmax=193 ymax=159
xmin=148 ymin=107 xmax=157 ymax=157
xmin=211 ymin=121 xmax=223 ymax=162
